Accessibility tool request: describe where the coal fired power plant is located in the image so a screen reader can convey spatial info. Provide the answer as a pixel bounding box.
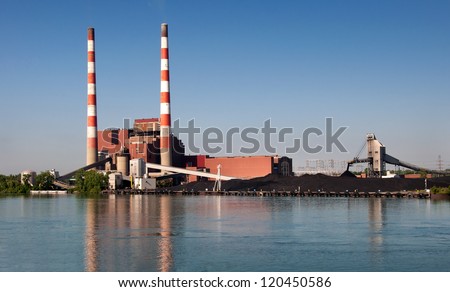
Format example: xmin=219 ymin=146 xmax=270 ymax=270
xmin=79 ymin=23 xmax=293 ymax=191
xmin=44 ymin=23 xmax=447 ymax=195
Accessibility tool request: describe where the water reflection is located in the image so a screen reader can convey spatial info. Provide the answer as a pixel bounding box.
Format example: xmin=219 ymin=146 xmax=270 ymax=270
xmin=158 ymin=196 xmax=173 ymax=272
xmin=76 ymin=195 xmax=450 ymax=272
xmin=368 ymin=199 xmax=384 ymax=247
xmin=83 ymin=195 xmax=176 ymax=272
xmin=84 ymin=199 xmax=98 ymax=272
xmin=83 ymin=195 xmax=281 ymax=271
xmin=368 ymin=198 xmax=385 ymax=268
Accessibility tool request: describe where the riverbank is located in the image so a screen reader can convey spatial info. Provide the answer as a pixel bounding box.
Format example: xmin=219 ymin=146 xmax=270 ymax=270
xmin=105 ymin=189 xmax=434 ymax=199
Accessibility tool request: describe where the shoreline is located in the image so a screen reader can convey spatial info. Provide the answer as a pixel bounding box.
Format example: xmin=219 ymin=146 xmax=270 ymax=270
xmin=103 ymin=189 xmax=435 ymax=199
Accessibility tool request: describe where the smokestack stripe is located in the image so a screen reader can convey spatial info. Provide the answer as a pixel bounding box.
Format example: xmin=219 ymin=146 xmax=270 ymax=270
xmin=160 ymin=23 xmax=172 ymax=166
xmin=87 ymin=27 xmax=98 ymax=165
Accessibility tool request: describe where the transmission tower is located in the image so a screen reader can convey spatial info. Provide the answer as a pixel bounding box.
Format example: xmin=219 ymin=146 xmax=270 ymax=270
xmin=437 ymin=155 xmax=443 ymax=171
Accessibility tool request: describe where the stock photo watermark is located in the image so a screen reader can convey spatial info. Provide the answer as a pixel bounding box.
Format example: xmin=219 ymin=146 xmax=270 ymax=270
xmin=172 ymin=118 xmax=347 ymax=155
xmin=99 ymin=118 xmax=348 ymax=156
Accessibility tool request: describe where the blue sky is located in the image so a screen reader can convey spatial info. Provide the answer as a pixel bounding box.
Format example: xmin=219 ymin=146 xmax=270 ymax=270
xmin=1 ymin=0 xmax=449 ymax=174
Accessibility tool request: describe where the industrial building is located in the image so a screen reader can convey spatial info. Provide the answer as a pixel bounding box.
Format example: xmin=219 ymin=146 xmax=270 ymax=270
xmin=98 ymin=118 xmax=293 ymax=181
xmin=184 ymin=155 xmax=292 ymax=181
xmin=23 ymin=24 xmax=445 ymax=194
xmin=347 ymin=134 xmax=445 ymax=178
xmin=81 ymin=23 xmax=292 ymax=190
xmin=97 ymin=118 xmax=186 ymax=173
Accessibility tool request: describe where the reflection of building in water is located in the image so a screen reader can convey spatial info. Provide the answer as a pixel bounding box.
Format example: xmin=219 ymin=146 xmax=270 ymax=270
xmin=83 ymin=196 xmax=177 ymax=272
xmin=368 ymin=198 xmax=385 ymax=265
xmin=368 ymin=199 xmax=384 ymax=245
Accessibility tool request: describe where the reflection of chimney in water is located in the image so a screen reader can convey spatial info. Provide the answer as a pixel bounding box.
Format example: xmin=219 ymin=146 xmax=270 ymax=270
xmin=160 ymin=23 xmax=172 ymax=167
xmin=86 ymin=27 xmax=98 ymax=166
xmin=84 ymin=200 xmax=98 ymax=272
xmin=159 ymin=196 xmax=173 ymax=271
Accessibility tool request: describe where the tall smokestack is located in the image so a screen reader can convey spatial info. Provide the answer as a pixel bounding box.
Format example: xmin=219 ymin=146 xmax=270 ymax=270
xmin=86 ymin=27 xmax=98 ymax=165
xmin=160 ymin=23 xmax=172 ymax=166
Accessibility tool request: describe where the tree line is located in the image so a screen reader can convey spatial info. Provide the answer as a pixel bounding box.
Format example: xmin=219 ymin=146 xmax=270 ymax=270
xmin=0 ymin=171 xmax=55 ymax=194
xmin=0 ymin=170 xmax=109 ymax=195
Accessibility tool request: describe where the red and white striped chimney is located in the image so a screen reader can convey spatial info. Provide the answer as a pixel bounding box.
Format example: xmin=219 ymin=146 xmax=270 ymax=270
xmin=86 ymin=27 xmax=98 ymax=165
xmin=160 ymin=23 xmax=172 ymax=167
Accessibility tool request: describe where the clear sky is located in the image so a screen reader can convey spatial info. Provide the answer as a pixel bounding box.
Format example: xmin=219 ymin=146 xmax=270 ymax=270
xmin=1 ymin=0 xmax=449 ymax=174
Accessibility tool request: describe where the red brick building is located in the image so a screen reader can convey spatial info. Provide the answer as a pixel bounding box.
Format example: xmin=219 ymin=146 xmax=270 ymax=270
xmin=184 ymin=155 xmax=292 ymax=181
xmin=97 ymin=118 xmax=292 ymax=180
xmin=97 ymin=118 xmax=185 ymax=168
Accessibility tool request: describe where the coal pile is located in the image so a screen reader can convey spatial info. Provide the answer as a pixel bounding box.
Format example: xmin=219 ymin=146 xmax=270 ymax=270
xmin=166 ymin=173 xmax=450 ymax=193
xmin=340 ymin=170 xmax=357 ymax=178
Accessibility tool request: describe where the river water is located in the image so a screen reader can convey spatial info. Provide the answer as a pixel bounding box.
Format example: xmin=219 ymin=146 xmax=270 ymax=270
xmin=0 ymin=195 xmax=449 ymax=272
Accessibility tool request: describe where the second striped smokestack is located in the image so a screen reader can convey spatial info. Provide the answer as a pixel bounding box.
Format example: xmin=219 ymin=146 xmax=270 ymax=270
xmin=160 ymin=23 xmax=172 ymax=167
xmin=86 ymin=27 xmax=98 ymax=166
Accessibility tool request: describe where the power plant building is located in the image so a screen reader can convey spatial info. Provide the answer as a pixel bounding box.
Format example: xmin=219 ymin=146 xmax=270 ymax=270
xmin=185 ymin=155 xmax=293 ymax=181
xmin=98 ymin=120 xmax=293 ymax=179
xmin=89 ymin=23 xmax=293 ymax=184
xmin=97 ymin=118 xmax=185 ymax=169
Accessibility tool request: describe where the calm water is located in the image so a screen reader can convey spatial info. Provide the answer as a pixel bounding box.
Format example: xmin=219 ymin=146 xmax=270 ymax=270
xmin=0 ymin=195 xmax=449 ymax=272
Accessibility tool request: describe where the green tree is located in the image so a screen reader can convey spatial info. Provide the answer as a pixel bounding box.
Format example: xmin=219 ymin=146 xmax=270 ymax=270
xmin=74 ymin=170 xmax=108 ymax=194
xmin=33 ymin=171 xmax=55 ymax=190
xmin=0 ymin=174 xmax=29 ymax=194
xmin=430 ymin=186 xmax=450 ymax=195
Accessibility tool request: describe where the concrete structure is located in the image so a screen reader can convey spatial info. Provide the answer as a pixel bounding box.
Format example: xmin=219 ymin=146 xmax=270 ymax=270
xmin=21 ymin=170 xmax=36 ymax=186
xmin=160 ymin=23 xmax=172 ymax=167
xmin=50 ymin=169 xmax=59 ymax=178
xmin=366 ymin=133 xmax=385 ymax=176
xmin=130 ymin=158 xmax=146 ymax=178
xmin=86 ymin=27 xmax=98 ymax=165
xmin=134 ymin=177 xmax=157 ymax=190
xmin=347 ymin=133 xmax=445 ymax=177
xmin=108 ymin=173 xmax=123 ymax=190
xmin=116 ymin=154 xmax=130 ymax=176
